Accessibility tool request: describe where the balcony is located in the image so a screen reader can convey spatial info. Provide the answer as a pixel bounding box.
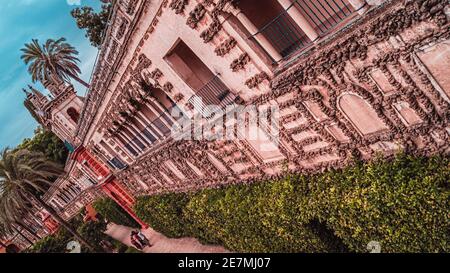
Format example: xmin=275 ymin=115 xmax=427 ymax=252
xmin=188 ymin=75 xmax=236 ymax=118
xmin=251 ymin=8 xmax=311 ymax=58
xmin=293 ymin=0 xmax=354 ymax=35
xmin=237 ymin=0 xmax=356 ymax=61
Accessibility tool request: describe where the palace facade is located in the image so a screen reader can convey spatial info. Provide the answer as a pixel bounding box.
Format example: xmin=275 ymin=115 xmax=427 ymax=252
xmin=11 ymin=0 xmax=450 ymax=249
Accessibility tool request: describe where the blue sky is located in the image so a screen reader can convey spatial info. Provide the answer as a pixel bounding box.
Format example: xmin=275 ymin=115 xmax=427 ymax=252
xmin=0 ymin=0 xmax=101 ymax=150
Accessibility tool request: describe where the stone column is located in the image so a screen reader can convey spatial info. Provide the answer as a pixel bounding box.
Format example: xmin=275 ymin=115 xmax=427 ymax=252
xmin=148 ymin=100 xmax=174 ymax=129
xmin=133 ymin=115 xmax=156 ymax=143
xmin=53 ymin=197 xmax=65 ymax=209
xmin=127 ymin=121 xmax=151 ymax=146
xmin=150 ymin=98 xmax=178 ymax=124
xmin=277 ymin=0 xmax=319 ymax=42
xmin=111 ymin=135 xmax=135 ymax=159
xmin=125 ymin=124 xmax=148 ymax=150
xmin=224 ymin=3 xmax=283 ymax=62
xmin=120 ymin=131 xmax=143 ymax=154
xmin=348 ymin=0 xmax=369 ymax=15
xmin=136 ymin=112 xmax=164 ymax=138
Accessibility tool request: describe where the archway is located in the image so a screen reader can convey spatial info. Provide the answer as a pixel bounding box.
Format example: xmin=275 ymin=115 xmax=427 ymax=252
xmin=67 ymin=107 xmax=80 ymax=123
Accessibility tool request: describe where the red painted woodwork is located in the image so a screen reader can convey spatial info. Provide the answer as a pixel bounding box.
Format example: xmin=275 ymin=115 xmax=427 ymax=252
xmin=42 ymin=213 xmax=59 ymax=234
xmin=71 ymin=146 xmax=148 ymax=228
xmin=71 ymin=146 xmax=110 ymax=179
xmin=101 ymin=176 xmax=148 ymax=228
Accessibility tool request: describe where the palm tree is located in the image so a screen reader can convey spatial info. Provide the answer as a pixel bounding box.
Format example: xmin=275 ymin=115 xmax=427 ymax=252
xmin=0 ymin=149 xmax=96 ymax=252
xmin=20 ymin=38 xmax=90 ymax=88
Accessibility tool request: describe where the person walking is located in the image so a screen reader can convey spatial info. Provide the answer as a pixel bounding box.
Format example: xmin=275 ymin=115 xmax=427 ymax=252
xmin=130 ymin=231 xmax=143 ymax=250
xmin=137 ymin=230 xmax=152 ymax=247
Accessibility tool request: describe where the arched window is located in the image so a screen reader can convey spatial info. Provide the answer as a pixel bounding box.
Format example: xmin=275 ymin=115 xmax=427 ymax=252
xmin=67 ymin=107 xmax=80 ymax=123
xmin=338 ymin=93 xmax=388 ymax=135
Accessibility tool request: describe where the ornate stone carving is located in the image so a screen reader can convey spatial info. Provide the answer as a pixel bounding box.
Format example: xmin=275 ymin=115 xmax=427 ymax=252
xmin=230 ymin=53 xmax=251 ymax=72
xmin=215 ymin=38 xmax=237 ymax=56
xmin=163 ymin=82 xmax=174 ymax=93
xmin=245 ymin=72 xmax=269 ymax=89
xmin=200 ymin=19 xmax=221 ymax=43
xmin=186 ymin=4 xmax=206 ymax=29
xmin=169 ymin=0 xmax=188 ymax=14
xmin=150 ymin=68 xmax=163 ymax=80
xmin=173 ymin=93 xmax=184 ymax=102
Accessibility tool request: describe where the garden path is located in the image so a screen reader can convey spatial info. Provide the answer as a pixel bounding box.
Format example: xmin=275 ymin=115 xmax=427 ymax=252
xmin=105 ymin=223 xmax=229 ymax=253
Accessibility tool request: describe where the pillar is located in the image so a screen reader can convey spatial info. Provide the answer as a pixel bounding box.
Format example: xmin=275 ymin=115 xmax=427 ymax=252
xmin=120 ymin=131 xmax=143 ymax=154
xmin=348 ymin=0 xmax=369 ymax=15
xmin=224 ymin=3 xmax=283 ymax=62
xmin=133 ymin=115 xmax=157 ymax=143
xmin=136 ymin=111 xmax=164 ymax=138
xmin=150 ymin=98 xmax=178 ymax=124
xmin=127 ymin=121 xmax=151 ymax=147
xmin=277 ymin=0 xmax=319 ymax=42
xmin=109 ymin=135 xmax=135 ymax=159
xmin=147 ymin=101 xmax=173 ymax=132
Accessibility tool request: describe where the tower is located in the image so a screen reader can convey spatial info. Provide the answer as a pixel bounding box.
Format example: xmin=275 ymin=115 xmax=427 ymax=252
xmin=24 ymin=78 xmax=84 ymax=146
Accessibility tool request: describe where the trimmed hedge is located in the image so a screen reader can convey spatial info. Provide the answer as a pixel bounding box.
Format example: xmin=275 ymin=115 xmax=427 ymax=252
xmin=134 ymin=192 xmax=190 ymax=238
xmin=93 ymin=198 xmax=140 ymax=228
xmin=134 ymin=154 xmax=450 ymax=253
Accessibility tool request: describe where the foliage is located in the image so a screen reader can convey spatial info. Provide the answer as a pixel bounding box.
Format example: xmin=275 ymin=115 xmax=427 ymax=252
xmin=77 ymin=217 xmax=109 ymax=252
xmin=29 ymin=229 xmax=73 ymax=253
xmin=0 ymin=148 xmax=97 ymax=251
xmin=134 ymin=193 xmax=190 ymax=238
xmin=0 ymin=149 xmax=63 ymax=234
xmin=134 ymin=154 xmax=450 ymax=253
xmin=20 ymin=37 xmax=88 ymax=87
xmin=71 ymin=3 xmax=112 ymax=48
xmin=17 ymin=127 xmax=69 ymax=165
xmin=93 ymin=198 xmax=140 ymax=228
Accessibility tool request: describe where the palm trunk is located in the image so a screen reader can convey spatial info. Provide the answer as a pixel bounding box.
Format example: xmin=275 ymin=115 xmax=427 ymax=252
xmin=12 ymin=225 xmax=34 ymax=246
xmin=32 ymin=196 xmax=97 ymax=252
xmin=67 ymin=71 xmax=90 ymax=89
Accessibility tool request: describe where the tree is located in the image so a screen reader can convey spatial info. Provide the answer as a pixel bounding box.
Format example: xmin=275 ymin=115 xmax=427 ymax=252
xmin=77 ymin=217 xmax=109 ymax=252
xmin=20 ymin=38 xmax=89 ymax=88
xmin=0 ymin=149 xmax=96 ymax=252
xmin=93 ymin=198 xmax=140 ymax=228
xmin=71 ymin=3 xmax=112 ymax=48
xmin=17 ymin=127 xmax=69 ymax=165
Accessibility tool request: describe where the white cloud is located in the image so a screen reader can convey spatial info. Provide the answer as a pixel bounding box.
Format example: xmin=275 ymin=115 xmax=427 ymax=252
xmin=66 ymin=0 xmax=82 ymax=6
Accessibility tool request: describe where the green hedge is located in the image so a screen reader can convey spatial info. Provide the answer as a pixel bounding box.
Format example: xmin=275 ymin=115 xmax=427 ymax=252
xmin=93 ymin=198 xmax=140 ymax=228
xmin=134 ymin=192 xmax=190 ymax=238
xmin=134 ymin=154 xmax=449 ymax=253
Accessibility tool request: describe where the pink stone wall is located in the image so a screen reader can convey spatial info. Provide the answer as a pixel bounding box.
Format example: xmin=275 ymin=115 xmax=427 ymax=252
xmin=75 ymin=0 xmax=449 ymax=197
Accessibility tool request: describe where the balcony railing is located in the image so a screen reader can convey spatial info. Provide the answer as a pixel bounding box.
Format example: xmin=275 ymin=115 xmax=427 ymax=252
xmin=253 ymin=7 xmax=312 ymax=59
xmin=188 ymin=75 xmax=235 ymax=118
xmin=293 ymin=0 xmax=353 ymax=35
xmin=252 ymin=0 xmax=354 ymax=60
